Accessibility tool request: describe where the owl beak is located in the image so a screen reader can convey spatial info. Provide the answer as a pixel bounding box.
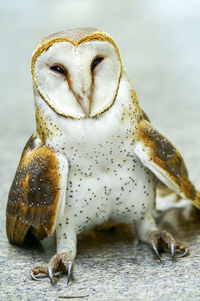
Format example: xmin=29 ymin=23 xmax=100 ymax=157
xmin=77 ymin=94 xmax=90 ymax=116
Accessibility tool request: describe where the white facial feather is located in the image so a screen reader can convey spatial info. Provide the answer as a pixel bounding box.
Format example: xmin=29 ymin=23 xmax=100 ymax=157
xmin=34 ymin=40 xmax=121 ymax=118
xmin=34 ymin=42 xmax=84 ymax=119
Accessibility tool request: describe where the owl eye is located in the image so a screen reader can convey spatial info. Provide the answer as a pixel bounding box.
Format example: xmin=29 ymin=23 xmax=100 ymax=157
xmin=91 ymin=57 xmax=104 ymax=71
xmin=50 ymin=65 xmax=66 ymax=75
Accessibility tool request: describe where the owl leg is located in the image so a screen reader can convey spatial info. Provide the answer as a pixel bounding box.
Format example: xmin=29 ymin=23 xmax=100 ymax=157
xmin=135 ymin=215 xmax=189 ymax=261
xmin=30 ymin=228 xmax=77 ymax=285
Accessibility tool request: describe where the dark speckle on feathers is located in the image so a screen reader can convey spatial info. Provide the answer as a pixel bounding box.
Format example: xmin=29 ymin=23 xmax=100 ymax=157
xmin=148 ymin=127 xmax=177 ymax=162
xmin=138 ymin=119 xmax=199 ymax=206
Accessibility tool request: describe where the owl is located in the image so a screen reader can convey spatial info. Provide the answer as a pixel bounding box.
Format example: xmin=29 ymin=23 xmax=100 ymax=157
xmin=6 ymin=27 xmax=200 ymax=285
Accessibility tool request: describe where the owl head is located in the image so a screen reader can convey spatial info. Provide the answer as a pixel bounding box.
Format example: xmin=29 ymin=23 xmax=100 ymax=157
xmin=31 ymin=28 xmax=122 ymax=119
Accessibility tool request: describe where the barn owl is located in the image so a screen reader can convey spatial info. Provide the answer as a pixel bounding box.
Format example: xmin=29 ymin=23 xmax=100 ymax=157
xmin=6 ymin=27 xmax=200 ymax=285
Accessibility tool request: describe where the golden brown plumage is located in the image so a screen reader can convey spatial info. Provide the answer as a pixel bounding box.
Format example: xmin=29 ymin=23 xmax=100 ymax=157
xmin=135 ymin=119 xmax=200 ymax=208
xmin=6 ymin=133 xmax=61 ymax=245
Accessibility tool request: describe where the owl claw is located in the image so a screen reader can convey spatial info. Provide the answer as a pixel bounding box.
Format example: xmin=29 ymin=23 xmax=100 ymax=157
xmin=30 ymin=270 xmax=40 ymax=281
xmin=67 ymin=260 xmax=73 ymax=285
xmin=149 ymin=230 xmax=189 ymax=262
xmin=150 ymin=239 xmax=162 ymax=262
xmin=176 ymin=248 xmax=189 ymax=258
xmin=47 ymin=266 xmax=54 ymax=285
xmin=30 ymin=253 xmax=74 ymax=285
xmin=170 ymin=242 xmax=175 ymax=261
xmin=30 ymin=265 xmax=48 ymax=281
xmin=174 ymin=243 xmax=189 ymax=258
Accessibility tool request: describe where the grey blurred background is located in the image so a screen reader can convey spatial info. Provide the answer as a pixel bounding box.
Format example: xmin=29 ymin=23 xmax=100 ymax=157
xmin=1 ymin=1 xmax=200 ymax=300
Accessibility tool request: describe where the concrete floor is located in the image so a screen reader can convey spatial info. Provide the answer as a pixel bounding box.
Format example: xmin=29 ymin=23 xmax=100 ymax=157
xmin=1 ymin=0 xmax=200 ymax=300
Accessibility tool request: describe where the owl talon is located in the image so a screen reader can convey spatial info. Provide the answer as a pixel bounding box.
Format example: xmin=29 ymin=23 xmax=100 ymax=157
xmin=30 ymin=265 xmax=48 ymax=281
xmin=67 ymin=260 xmax=73 ymax=285
xmin=176 ymin=248 xmax=189 ymax=258
xmin=149 ymin=238 xmax=162 ymax=262
xmin=47 ymin=266 xmax=54 ymax=285
xmin=30 ymin=271 xmax=40 ymax=281
xmin=170 ymin=242 xmax=175 ymax=261
xmin=174 ymin=244 xmax=189 ymax=258
xmin=149 ymin=230 xmax=189 ymax=262
xmin=30 ymin=253 xmax=73 ymax=284
xmin=30 ymin=266 xmax=48 ymax=281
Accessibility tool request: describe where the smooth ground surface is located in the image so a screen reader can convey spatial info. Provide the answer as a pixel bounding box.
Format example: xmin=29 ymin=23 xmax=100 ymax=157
xmin=1 ymin=1 xmax=200 ymax=300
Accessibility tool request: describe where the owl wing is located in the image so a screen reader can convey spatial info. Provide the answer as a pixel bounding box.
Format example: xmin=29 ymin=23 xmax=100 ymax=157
xmin=134 ymin=119 xmax=200 ymax=209
xmin=6 ymin=132 xmax=68 ymax=245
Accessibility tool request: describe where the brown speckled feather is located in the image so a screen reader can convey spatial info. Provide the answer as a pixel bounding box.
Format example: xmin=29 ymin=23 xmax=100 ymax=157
xmin=6 ymin=133 xmax=65 ymax=245
xmin=134 ymin=119 xmax=200 ymax=209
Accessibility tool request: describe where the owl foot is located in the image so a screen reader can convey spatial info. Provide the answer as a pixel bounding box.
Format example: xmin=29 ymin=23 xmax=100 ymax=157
xmin=149 ymin=230 xmax=189 ymax=262
xmin=30 ymin=253 xmax=74 ymax=285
